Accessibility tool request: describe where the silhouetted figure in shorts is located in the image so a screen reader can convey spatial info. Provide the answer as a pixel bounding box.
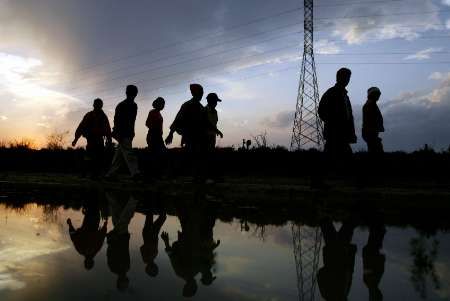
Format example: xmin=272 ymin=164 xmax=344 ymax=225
xmin=105 ymin=85 xmax=140 ymax=180
xmin=362 ymin=87 xmax=384 ymax=154
xmin=72 ymin=98 xmax=112 ymax=177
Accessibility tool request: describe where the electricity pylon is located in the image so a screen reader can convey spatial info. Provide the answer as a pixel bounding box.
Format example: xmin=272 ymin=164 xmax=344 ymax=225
xmin=290 ymin=0 xmax=323 ymax=150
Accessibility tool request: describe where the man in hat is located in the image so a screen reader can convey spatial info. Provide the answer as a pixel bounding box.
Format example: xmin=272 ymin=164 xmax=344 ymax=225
xmin=205 ymin=93 xmax=223 ymax=150
xmin=362 ymin=87 xmax=384 ymax=153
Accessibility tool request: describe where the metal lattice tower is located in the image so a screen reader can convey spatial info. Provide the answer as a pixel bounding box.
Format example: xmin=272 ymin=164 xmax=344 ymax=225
xmin=291 ymin=223 xmax=322 ymax=301
xmin=290 ymin=0 xmax=323 ymax=150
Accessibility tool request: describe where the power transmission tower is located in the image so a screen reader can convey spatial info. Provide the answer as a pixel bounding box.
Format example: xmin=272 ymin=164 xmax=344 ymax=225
xmin=291 ymin=223 xmax=322 ymax=301
xmin=290 ymin=0 xmax=323 ymax=150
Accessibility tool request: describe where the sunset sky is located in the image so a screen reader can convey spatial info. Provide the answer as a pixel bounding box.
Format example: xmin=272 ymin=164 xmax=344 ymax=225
xmin=0 ymin=0 xmax=449 ymax=151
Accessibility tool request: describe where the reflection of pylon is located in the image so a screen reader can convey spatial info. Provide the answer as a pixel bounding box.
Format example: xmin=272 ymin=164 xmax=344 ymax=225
xmin=291 ymin=223 xmax=322 ymax=301
xmin=290 ymin=0 xmax=323 ymax=150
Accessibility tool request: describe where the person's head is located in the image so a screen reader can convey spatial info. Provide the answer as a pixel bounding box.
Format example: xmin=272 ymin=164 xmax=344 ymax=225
xmin=93 ymin=98 xmax=103 ymax=111
xmin=183 ymin=278 xmax=198 ymax=298
xmin=145 ymin=262 xmax=159 ymax=277
xmin=152 ymin=97 xmax=165 ymax=111
xmin=367 ymin=87 xmax=381 ymax=102
xmin=117 ymin=274 xmax=130 ymax=291
xmin=126 ymin=85 xmax=138 ymax=100
xmin=200 ymin=270 xmax=216 ymax=286
xmin=206 ymin=93 xmax=222 ymax=108
xmin=190 ymin=83 xmax=204 ymax=101
xmin=336 ymin=68 xmax=352 ymax=87
xmin=84 ymin=257 xmax=95 ymax=270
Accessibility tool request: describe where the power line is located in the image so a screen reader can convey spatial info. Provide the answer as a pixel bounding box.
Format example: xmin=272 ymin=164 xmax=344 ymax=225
xmin=63 ymin=3 xmax=446 ymax=79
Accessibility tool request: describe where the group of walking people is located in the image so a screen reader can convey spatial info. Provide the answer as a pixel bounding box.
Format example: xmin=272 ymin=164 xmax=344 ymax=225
xmin=72 ymin=67 xmax=385 ymax=182
xmin=72 ymin=83 xmax=223 ymax=180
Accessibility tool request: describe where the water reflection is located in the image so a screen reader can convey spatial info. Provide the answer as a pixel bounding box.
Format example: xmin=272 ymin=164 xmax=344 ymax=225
xmin=0 ymin=192 xmax=449 ymax=300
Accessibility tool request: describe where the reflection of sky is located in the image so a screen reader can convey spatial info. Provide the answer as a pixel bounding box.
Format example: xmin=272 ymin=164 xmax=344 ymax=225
xmin=0 ymin=204 xmax=449 ymax=300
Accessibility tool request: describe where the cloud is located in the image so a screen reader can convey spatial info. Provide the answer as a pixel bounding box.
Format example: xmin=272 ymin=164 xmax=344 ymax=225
xmin=443 ymin=0 xmax=450 ymax=7
xmin=0 ymin=115 xmax=7 ymax=121
xmin=262 ymin=110 xmax=294 ymax=128
xmin=327 ymin=0 xmax=441 ymax=44
xmin=404 ymin=48 xmax=443 ymax=60
xmin=377 ymin=71 xmax=450 ymax=151
xmin=316 ymin=39 xmax=341 ymax=55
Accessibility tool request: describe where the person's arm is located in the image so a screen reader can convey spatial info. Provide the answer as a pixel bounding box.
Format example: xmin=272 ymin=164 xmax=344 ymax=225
xmin=72 ymin=115 xmax=87 ymax=146
xmin=166 ymin=106 xmax=184 ymax=145
xmin=145 ymin=112 xmax=151 ymax=129
xmin=103 ymin=113 xmax=112 ymax=144
xmin=161 ymin=231 xmax=172 ymax=251
xmin=318 ymin=90 xmax=330 ymax=122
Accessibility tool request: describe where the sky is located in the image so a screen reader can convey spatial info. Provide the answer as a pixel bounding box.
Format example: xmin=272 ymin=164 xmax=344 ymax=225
xmin=0 ymin=0 xmax=449 ymax=151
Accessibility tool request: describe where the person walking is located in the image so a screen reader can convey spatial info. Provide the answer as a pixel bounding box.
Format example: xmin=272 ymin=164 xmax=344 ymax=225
xmin=72 ymin=98 xmax=112 ymax=177
xmin=165 ymin=84 xmax=208 ymax=180
xmin=145 ymin=97 xmax=166 ymax=178
xmin=205 ymin=93 xmax=223 ymax=150
xmin=105 ymin=85 xmax=140 ymax=180
xmin=362 ymin=87 xmax=384 ymax=153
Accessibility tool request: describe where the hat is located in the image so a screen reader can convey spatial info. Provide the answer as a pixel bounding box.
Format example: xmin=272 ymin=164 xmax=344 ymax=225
xmin=206 ymin=93 xmax=222 ymax=102
xmin=367 ymin=87 xmax=381 ymax=96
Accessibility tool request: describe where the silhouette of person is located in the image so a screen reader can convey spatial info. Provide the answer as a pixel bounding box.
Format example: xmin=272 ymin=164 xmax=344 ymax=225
xmin=105 ymin=192 xmax=139 ymax=291
xmin=205 ymin=93 xmax=224 ymax=182
xmin=198 ymin=208 xmax=220 ymax=286
xmin=319 ymin=68 xmax=357 ymax=157
xmin=145 ymin=97 xmax=167 ymax=178
xmin=317 ymin=218 xmax=357 ymax=301
xmin=362 ymin=87 xmax=384 ymax=154
xmin=105 ymin=85 xmax=140 ymax=180
xmin=72 ymin=98 xmax=112 ymax=178
xmin=205 ymin=93 xmax=223 ymax=149
xmin=140 ymin=212 xmax=167 ymax=278
xmin=165 ymin=84 xmax=208 ymax=180
xmin=363 ymin=222 xmax=386 ymax=301
xmin=67 ymin=199 xmax=107 ymax=270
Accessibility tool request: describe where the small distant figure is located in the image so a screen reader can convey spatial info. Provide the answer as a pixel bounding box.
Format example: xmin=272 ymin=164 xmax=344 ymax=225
xmin=362 ymin=87 xmax=384 ymax=154
xmin=66 ymin=200 xmax=107 ymax=270
xmin=140 ymin=213 xmax=167 ymax=278
xmin=105 ymin=85 xmax=140 ymax=180
xmin=319 ymin=68 xmax=357 ymax=156
xmin=205 ymin=93 xmax=223 ymax=149
xmin=146 ymin=97 xmax=166 ymax=152
xmin=72 ymin=98 xmax=112 ymax=177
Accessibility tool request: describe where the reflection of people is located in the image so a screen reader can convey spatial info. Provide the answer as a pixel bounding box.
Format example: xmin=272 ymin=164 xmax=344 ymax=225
xmin=317 ymin=218 xmax=357 ymax=301
xmin=106 ymin=193 xmax=138 ymax=291
xmin=72 ymin=98 xmax=112 ymax=177
xmin=362 ymin=87 xmax=384 ymax=154
xmin=363 ymin=223 xmax=386 ymax=301
xmin=105 ymin=85 xmax=140 ymax=180
xmin=67 ymin=200 xmax=107 ymax=270
xmin=140 ymin=213 xmax=166 ymax=277
xmin=161 ymin=201 xmax=219 ymax=297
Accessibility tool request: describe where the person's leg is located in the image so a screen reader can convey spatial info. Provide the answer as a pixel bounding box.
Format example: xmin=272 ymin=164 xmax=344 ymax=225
xmin=338 ymin=220 xmax=356 ymax=244
xmin=320 ymin=219 xmax=337 ymax=244
xmin=106 ymin=144 xmax=125 ymax=177
xmin=120 ymin=138 xmax=140 ymax=177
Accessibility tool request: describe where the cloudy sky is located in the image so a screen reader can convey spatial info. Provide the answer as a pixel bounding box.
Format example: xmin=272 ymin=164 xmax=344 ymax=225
xmin=0 ymin=0 xmax=449 ymax=151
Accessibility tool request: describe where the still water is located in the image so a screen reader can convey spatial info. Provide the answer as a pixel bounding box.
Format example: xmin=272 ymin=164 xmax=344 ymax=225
xmin=0 ymin=192 xmax=449 ymax=301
